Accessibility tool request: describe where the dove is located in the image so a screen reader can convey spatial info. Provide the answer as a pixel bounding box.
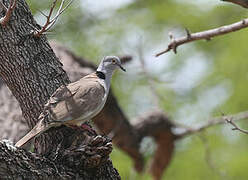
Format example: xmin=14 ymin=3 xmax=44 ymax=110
xmin=15 ymin=56 xmax=125 ymax=147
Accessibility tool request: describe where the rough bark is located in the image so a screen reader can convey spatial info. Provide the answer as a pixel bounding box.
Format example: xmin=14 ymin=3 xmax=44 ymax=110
xmin=0 ymin=0 xmax=71 ymax=155
xmin=0 ymin=0 xmax=120 ymax=179
xmin=0 ymin=134 xmax=119 ymax=180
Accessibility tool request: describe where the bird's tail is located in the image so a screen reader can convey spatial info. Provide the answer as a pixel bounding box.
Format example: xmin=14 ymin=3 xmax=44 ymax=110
xmin=15 ymin=121 xmax=45 ymax=147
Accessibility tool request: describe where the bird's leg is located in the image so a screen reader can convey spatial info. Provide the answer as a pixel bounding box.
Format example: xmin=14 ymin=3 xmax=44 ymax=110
xmin=67 ymin=122 xmax=96 ymax=135
xmin=80 ymin=121 xmax=97 ymax=135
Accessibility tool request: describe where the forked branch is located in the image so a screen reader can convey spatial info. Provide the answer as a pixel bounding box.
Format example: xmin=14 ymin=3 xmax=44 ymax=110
xmin=176 ymin=111 xmax=248 ymax=138
xmin=34 ymin=0 xmax=73 ymax=38
xmin=156 ymin=18 xmax=248 ymax=57
xmin=224 ymin=115 xmax=248 ymax=134
xmin=0 ymin=0 xmax=17 ymax=26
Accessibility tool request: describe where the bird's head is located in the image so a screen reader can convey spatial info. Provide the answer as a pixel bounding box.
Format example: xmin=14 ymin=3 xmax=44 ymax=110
xmin=97 ymin=56 xmax=126 ymax=74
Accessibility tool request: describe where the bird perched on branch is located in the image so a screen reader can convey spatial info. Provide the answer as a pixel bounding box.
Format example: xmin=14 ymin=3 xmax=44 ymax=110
xmin=15 ymin=56 xmax=126 ymax=147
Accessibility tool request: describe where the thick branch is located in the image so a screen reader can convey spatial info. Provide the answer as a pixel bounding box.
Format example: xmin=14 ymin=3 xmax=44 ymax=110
xmin=156 ymin=18 xmax=248 ymax=56
xmin=222 ymin=0 xmax=248 ymax=8
xmin=0 ymin=132 xmax=120 ymax=180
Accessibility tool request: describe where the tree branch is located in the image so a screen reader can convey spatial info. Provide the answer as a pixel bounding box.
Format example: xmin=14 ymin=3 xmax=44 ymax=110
xmin=0 ymin=134 xmax=119 ymax=180
xmin=224 ymin=115 xmax=248 ymax=134
xmin=222 ymin=0 xmax=248 ymax=8
xmin=176 ymin=111 xmax=248 ymax=138
xmin=156 ymin=18 xmax=248 ymax=57
xmin=34 ymin=0 xmax=74 ymax=38
xmin=0 ymin=0 xmax=17 ymax=26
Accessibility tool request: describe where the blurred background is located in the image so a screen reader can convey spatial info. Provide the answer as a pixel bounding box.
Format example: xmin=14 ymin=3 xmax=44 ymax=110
xmin=26 ymin=0 xmax=248 ymax=179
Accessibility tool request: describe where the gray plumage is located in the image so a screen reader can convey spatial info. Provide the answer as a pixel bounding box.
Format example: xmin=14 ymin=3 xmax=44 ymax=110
xmin=15 ymin=56 xmax=125 ymax=147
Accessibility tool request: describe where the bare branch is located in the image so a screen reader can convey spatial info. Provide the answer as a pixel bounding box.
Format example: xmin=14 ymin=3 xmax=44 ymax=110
xmin=47 ymin=0 xmax=73 ymax=31
xmin=156 ymin=18 xmax=248 ymax=57
xmin=176 ymin=111 xmax=248 ymax=138
xmin=34 ymin=0 xmax=73 ymax=38
xmin=224 ymin=115 xmax=248 ymax=134
xmin=0 ymin=134 xmax=117 ymax=179
xmin=0 ymin=1 xmax=7 ymax=11
xmin=0 ymin=0 xmax=17 ymax=26
xmin=33 ymin=0 xmax=57 ymax=37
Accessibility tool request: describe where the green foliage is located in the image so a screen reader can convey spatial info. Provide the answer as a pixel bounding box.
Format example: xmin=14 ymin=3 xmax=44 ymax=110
xmin=27 ymin=0 xmax=248 ymax=179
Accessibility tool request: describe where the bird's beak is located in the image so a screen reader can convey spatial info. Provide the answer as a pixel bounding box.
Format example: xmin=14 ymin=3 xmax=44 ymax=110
xmin=118 ymin=64 xmax=126 ymax=72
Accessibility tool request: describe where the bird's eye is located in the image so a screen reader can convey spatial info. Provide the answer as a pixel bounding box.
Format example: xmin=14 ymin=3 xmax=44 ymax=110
xmin=112 ymin=59 xmax=116 ymax=63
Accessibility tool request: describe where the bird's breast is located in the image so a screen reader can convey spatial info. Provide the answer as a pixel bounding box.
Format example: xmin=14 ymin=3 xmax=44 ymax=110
xmin=84 ymin=93 xmax=107 ymax=120
xmin=73 ymin=83 xmax=108 ymax=124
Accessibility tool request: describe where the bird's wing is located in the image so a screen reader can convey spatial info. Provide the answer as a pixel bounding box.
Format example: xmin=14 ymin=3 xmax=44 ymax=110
xmin=41 ymin=75 xmax=105 ymax=125
xmin=47 ymin=82 xmax=80 ymax=105
xmin=15 ymin=74 xmax=105 ymax=147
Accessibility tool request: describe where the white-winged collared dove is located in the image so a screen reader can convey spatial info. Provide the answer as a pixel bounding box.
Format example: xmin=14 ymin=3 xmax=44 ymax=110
xmin=15 ymin=56 xmax=125 ymax=147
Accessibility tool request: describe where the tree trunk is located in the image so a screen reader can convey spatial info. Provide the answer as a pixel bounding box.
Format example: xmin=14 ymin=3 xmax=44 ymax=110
xmin=0 ymin=0 xmax=120 ymax=179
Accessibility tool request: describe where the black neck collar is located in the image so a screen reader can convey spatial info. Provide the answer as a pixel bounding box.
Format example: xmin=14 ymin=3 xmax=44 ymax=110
xmin=96 ymin=71 xmax=106 ymax=80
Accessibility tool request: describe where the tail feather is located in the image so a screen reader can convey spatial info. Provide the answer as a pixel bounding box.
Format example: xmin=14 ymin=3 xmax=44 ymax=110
xmin=15 ymin=122 xmax=45 ymax=147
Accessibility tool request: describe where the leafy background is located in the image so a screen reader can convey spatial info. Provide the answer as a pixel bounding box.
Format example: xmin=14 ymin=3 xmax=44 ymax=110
xmin=26 ymin=0 xmax=248 ymax=179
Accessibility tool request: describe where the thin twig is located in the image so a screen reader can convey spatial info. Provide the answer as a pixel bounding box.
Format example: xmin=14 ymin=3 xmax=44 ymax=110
xmin=47 ymin=0 xmax=73 ymax=31
xmin=0 ymin=1 xmax=7 ymax=11
xmin=155 ymin=18 xmax=248 ymax=57
xmin=0 ymin=0 xmax=17 ymax=26
xmin=33 ymin=0 xmax=57 ymax=37
xmin=34 ymin=0 xmax=74 ymax=38
xmin=224 ymin=115 xmax=248 ymax=134
xmin=176 ymin=111 xmax=248 ymax=138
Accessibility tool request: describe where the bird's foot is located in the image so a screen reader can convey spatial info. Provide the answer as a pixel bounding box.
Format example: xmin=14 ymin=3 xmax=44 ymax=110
xmin=80 ymin=122 xmax=97 ymax=135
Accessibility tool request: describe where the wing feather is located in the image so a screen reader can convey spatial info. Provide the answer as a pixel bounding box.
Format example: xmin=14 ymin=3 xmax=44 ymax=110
xmin=40 ymin=76 xmax=105 ymax=125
